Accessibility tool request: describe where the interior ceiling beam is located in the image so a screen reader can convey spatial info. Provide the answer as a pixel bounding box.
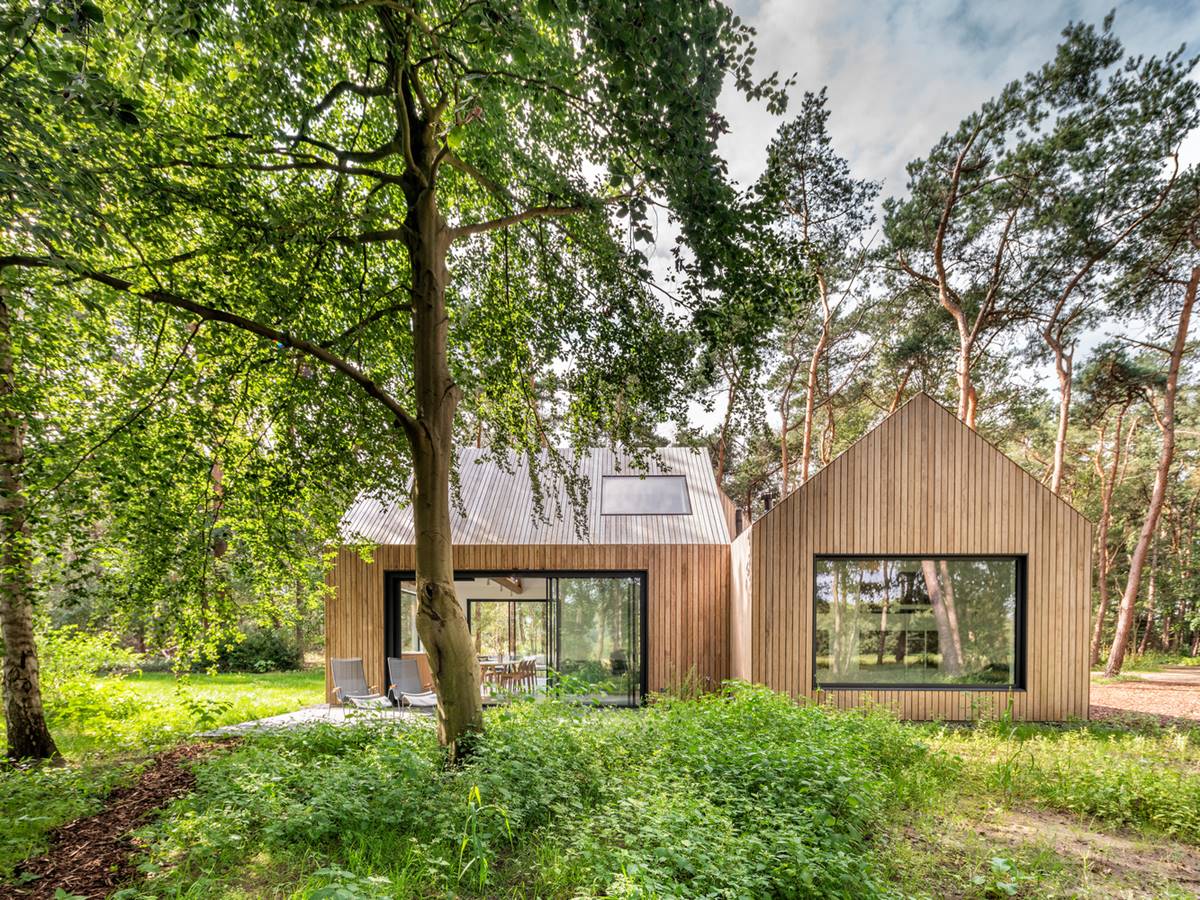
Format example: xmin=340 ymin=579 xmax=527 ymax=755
xmin=492 ymin=576 xmax=524 ymax=594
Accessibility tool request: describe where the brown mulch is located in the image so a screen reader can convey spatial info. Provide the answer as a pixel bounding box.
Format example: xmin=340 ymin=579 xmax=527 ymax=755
xmin=3 ymin=741 xmax=233 ymax=900
xmin=1091 ymin=677 xmax=1200 ymax=728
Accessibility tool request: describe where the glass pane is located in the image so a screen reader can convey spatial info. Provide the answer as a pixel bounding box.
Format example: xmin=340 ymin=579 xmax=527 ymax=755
xmin=601 ymin=475 xmax=691 ymax=515
xmin=468 ymin=600 xmax=547 ymax=662
xmin=814 ymin=557 xmax=1018 ymax=687
xmin=399 ymin=585 xmax=421 ymax=652
xmin=556 ymin=576 xmax=640 ymax=704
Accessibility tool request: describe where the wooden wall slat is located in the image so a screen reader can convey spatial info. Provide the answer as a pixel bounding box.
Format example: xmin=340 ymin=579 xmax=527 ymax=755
xmin=741 ymin=393 xmax=1091 ymax=722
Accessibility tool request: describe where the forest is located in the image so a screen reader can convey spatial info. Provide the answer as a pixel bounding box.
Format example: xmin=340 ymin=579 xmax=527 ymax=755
xmin=1 ymin=1 xmax=1199 ymax=896
xmin=0 ymin=0 xmax=1196 ymax=753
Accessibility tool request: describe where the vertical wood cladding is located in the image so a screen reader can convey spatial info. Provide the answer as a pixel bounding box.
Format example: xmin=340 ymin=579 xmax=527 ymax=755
xmin=326 ymin=543 xmax=731 ymax=703
xmin=739 ymin=394 xmax=1092 ymax=721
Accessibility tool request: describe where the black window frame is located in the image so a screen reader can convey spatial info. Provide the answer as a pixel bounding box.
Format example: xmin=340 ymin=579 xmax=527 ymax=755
xmin=811 ymin=553 xmax=1027 ymax=692
xmin=384 ymin=569 xmax=650 ymax=706
xmin=599 ymin=474 xmax=692 ymax=516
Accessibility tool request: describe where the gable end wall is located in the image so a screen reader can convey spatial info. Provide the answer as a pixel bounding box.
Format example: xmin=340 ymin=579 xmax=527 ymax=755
xmin=741 ymin=394 xmax=1092 ymax=721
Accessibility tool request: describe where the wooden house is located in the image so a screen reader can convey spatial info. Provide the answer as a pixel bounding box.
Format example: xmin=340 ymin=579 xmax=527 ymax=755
xmin=327 ymin=394 xmax=1092 ymax=719
xmin=326 ymin=447 xmax=734 ymax=706
xmin=731 ymin=393 xmax=1092 ymax=720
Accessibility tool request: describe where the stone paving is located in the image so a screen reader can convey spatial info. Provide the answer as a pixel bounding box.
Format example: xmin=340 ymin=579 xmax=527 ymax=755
xmin=206 ymin=703 xmax=434 ymax=736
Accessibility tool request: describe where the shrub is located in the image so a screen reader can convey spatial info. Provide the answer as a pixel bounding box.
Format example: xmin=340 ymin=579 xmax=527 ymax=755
xmin=36 ymin=626 xmax=142 ymax=699
xmin=213 ymin=628 xmax=302 ymax=673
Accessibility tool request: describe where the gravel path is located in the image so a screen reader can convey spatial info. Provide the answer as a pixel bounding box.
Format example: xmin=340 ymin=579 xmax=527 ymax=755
xmin=1091 ymin=670 xmax=1200 ymax=726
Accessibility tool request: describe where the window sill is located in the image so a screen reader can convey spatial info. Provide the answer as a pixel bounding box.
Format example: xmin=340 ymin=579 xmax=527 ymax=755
xmin=815 ymin=684 xmax=1027 ymax=693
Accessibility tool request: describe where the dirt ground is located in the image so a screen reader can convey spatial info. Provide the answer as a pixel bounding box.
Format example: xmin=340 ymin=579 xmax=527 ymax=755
xmin=1091 ymin=669 xmax=1200 ymax=726
xmin=981 ymin=807 xmax=1200 ymax=898
xmin=5 ymin=742 xmax=231 ymax=900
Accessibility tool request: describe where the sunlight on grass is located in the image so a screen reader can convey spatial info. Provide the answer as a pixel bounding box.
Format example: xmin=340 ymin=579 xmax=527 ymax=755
xmin=0 ymin=669 xmax=325 ymax=877
xmin=0 ymin=669 xmax=326 ymax=759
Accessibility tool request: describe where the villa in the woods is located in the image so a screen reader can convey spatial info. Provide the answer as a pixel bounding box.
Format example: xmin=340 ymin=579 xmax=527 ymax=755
xmin=325 ymin=393 xmax=1092 ymax=720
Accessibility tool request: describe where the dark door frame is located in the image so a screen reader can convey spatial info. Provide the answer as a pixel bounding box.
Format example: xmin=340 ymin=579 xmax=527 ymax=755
xmin=383 ymin=569 xmax=649 ymax=705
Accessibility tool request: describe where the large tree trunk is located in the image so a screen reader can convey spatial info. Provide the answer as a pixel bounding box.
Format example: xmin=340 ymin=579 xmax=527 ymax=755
xmin=954 ymin=341 xmax=978 ymax=429
xmin=1105 ymin=265 xmax=1198 ymax=676
xmin=1089 ymin=413 xmax=1125 ymax=667
xmin=1138 ymin=540 xmax=1158 ymax=656
xmin=403 ymin=155 xmax=483 ymax=761
xmin=293 ymin=580 xmax=306 ymax=663
xmin=713 ymin=360 xmax=740 ymax=485
xmin=876 ymin=561 xmax=891 ymax=666
xmin=0 ymin=286 xmax=58 ymax=761
xmin=799 ymin=275 xmax=832 ymax=482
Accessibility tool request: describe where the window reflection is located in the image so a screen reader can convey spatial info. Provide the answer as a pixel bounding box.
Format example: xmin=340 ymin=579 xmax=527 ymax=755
xmin=814 ymin=557 xmax=1020 ymax=687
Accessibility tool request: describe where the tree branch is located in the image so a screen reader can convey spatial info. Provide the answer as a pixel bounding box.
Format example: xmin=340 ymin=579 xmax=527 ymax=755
xmin=450 ymin=203 xmax=591 ymax=240
xmin=0 ymin=255 xmax=419 ymax=434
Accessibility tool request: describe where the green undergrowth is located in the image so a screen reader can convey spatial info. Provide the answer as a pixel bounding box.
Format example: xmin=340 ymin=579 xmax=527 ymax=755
xmin=0 ymin=757 xmax=134 ymax=878
xmin=1096 ymin=650 xmax=1200 ymax=672
xmin=8 ymin=682 xmax=1200 ymax=898
xmin=927 ymin=718 xmax=1200 ymax=842
xmin=125 ymin=684 xmax=941 ymax=899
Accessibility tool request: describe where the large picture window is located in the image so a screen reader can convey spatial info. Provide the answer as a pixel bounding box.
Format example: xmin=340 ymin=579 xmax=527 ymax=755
xmin=814 ymin=556 xmax=1023 ymax=689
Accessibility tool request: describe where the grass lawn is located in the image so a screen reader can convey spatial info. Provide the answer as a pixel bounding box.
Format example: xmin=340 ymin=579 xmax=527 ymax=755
xmin=0 ymin=668 xmax=324 ymax=877
xmin=4 ymin=676 xmax=1200 ymax=897
xmin=16 ymin=668 xmax=326 ymax=758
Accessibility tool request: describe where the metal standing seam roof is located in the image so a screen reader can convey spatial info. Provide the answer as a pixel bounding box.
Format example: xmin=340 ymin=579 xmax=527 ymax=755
xmin=341 ymin=446 xmax=732 ymax=546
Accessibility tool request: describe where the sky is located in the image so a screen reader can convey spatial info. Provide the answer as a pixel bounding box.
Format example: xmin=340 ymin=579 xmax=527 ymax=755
xmin=720 ymin=0 xmax=1200 ymax=196
xmin=680 ymin=0 xmax=1200 ymax=432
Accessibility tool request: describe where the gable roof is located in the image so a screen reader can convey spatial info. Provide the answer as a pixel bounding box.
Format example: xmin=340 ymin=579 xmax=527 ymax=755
xmin=342 ymin=446 xmax=732 ymax=546
xmin=756 ymin=391 xmax=1091 ymax=530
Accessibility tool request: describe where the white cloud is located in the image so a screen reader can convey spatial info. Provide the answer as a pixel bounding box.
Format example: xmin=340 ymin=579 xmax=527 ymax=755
xmin=720 ymin=0 xmax=1200 ymax=194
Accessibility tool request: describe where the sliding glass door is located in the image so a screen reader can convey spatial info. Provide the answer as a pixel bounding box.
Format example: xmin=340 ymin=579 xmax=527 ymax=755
xmin=384 ymin=571 xmax=646 ymax=706
xmin=554 ymin=576 xmax=642 ymax=706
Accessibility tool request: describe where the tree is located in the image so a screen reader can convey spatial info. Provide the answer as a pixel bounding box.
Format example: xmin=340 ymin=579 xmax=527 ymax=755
xmin=756 ymin=89 xmax=878 ymax=489
xmin=1076 ymin=345 xmax=1162 ymax=666
xmin=884 ymin=20 xmax=1162 ymax=429
xmin=0 ymin=0 xmax=156 ymax=760
xmin=1104 ymin=170 xmax=1200 ymax=676
xmin=1026 ymin=17 xmax=1199 ymax=494
xmin=884 ymin=71 xmax=1038 ymax=427
xmin=2 ymin=0 xmax=786 ymax=758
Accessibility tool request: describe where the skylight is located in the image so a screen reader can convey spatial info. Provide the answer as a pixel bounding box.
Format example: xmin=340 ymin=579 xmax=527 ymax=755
xmin=601 ymin=475 xmax=692 ymax=516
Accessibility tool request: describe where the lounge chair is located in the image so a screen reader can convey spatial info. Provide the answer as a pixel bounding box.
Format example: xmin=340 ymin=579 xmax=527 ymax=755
xmin=330 ymin=657 xmax=392 ymax=711
xmin=387 ymin=656 xmax=438 ymax=710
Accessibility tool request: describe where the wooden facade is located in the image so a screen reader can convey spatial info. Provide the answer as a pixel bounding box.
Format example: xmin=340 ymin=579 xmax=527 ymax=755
xmin=325 ymin=543 xmax=731 ymax=703
xmin=327 ymin=398 xmax=1092 ymax=720
xmin=325 ymin=448 xmax=733 ymax=704
xmin=730 ymin=393 xmax=1092 ymax=721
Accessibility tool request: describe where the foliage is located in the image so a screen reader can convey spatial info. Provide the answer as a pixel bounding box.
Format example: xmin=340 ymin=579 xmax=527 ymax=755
xmin=129 ymin=685 xmax=934 ymax=898
xmin=35 ymin=626 xmax=142 ymax=693
xmin=211 ymin=628 xmax=302 ymax=674
xmin=6 ymin=676 xmax=1200 ymax=895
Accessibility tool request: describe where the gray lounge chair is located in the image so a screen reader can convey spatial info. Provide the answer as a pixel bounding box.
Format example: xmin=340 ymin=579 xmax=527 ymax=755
xmin=330 ymin=657 xmax=393 ymax=711
xmin=387 ymin=656 xmax=438 ymax=710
